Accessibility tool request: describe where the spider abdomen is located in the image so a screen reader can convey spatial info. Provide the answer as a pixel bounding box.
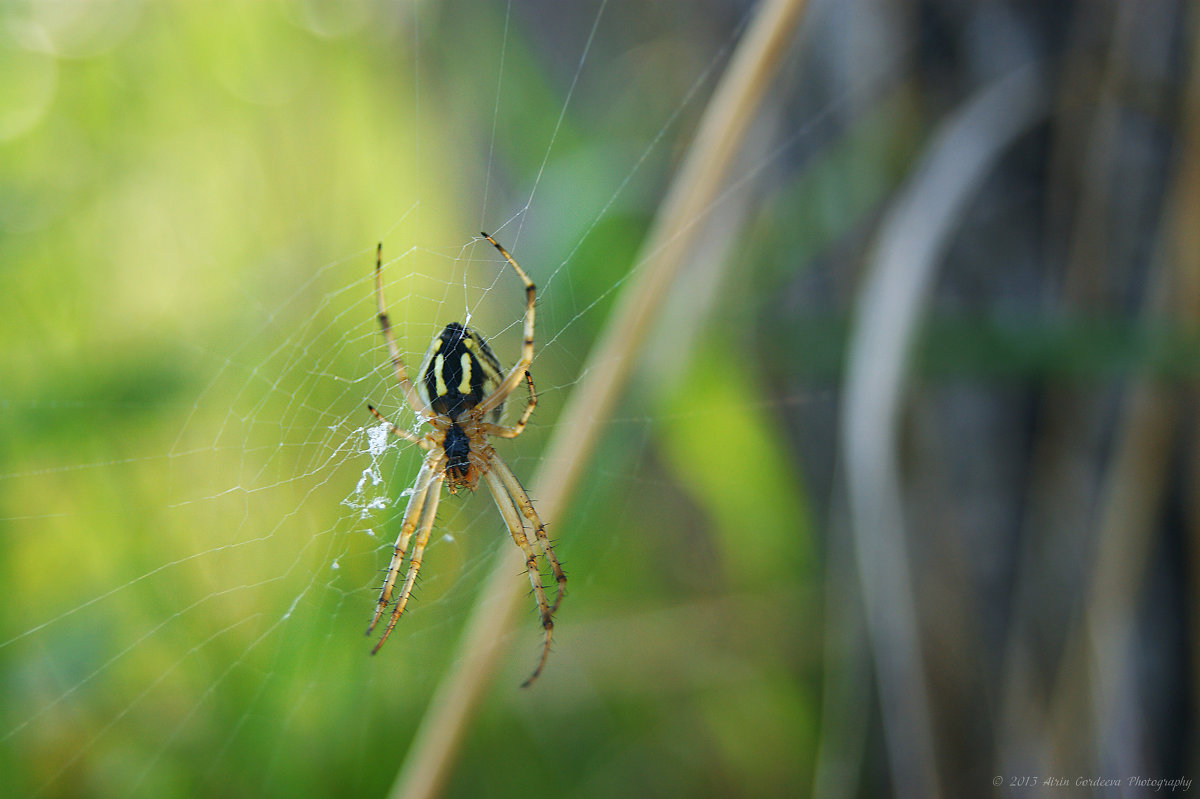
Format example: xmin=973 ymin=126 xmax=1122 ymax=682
xmin=417 ymin=322 xmax=505 ymax=422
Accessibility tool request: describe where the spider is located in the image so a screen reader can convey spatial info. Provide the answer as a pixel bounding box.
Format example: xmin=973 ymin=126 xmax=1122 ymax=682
xmin=365 ymin=233 xmax=566 ymax=687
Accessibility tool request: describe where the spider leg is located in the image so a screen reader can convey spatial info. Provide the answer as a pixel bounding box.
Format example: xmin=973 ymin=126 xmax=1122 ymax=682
xmin=474 ymin=234 xmax=535 ymax=418
xmin=375 ymin=242 xmax=433 ymax=421
xmin=367 ymin=404 xmax=433 ymax=449
xmin=371 ymin=469 xmax=445 ymax=654
xmin=367 ymin=453 xmax=442 ymax=642
xmin=484 ymin=467 xmax=554 ymax=687
xmin=489 ymin=453 xmax=566 ymax=614
xmin=482 ymin=371 xmax=536 ymax=439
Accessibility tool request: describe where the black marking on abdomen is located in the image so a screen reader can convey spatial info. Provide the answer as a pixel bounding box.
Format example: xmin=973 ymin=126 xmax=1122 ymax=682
xmin=421 ymin=322 xmax=503 ymax=421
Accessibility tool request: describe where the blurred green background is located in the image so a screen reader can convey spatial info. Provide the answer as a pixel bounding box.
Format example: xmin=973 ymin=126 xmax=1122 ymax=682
xmin=1 ymin=1 xmax=1196 ymax=798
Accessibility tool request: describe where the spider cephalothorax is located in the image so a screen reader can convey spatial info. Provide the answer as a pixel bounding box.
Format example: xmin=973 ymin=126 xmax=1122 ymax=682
xmin=365 ymin=234 xmax=565 ymax=687
xmin=440 ymin=422 xmax=475 ymax=485
xmin=435 ymin=417 xmax=495 ymax=494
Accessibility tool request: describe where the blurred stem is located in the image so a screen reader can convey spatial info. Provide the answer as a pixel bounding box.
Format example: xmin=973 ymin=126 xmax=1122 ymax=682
xmin=388 ymin=1 xmax=809 ymax=797
xmin=1049 ymin=9 xmax=1200 ymax=771
xmin=841 ymin=65 xmax=1044 ymax=799
xmin=998 ymin=6 xmax=1157 ymax=775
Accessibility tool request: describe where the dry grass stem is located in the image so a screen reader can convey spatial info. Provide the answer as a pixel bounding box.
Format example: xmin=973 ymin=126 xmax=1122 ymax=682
xmin=387 ymin=1 xmax=809 ymax=797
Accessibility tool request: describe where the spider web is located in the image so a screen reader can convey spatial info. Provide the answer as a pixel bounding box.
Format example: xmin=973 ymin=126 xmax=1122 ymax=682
xmin=0 ymin=1 xmax=888 ymax=795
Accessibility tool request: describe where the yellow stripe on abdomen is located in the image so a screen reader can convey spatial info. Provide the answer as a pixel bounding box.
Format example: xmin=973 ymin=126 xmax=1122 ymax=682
xmin=434 ymin=354 xmax=448 ymax=397
xmin=458 ymin=353 xmax=473 ymax=395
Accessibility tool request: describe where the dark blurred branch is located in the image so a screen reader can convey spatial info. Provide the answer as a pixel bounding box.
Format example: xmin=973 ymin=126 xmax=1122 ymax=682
xmin=1049 ymin=7 xmax=1200 ymax=773
xmin=997 ymin=4 xmax=1176 ymax=778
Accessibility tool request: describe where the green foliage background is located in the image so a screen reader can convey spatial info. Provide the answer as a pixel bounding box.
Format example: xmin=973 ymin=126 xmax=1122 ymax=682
xmin=3 ymin=1 xmax=1195 ymax=798
xmin=1 ymin=2 xmax=822 ymax=797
